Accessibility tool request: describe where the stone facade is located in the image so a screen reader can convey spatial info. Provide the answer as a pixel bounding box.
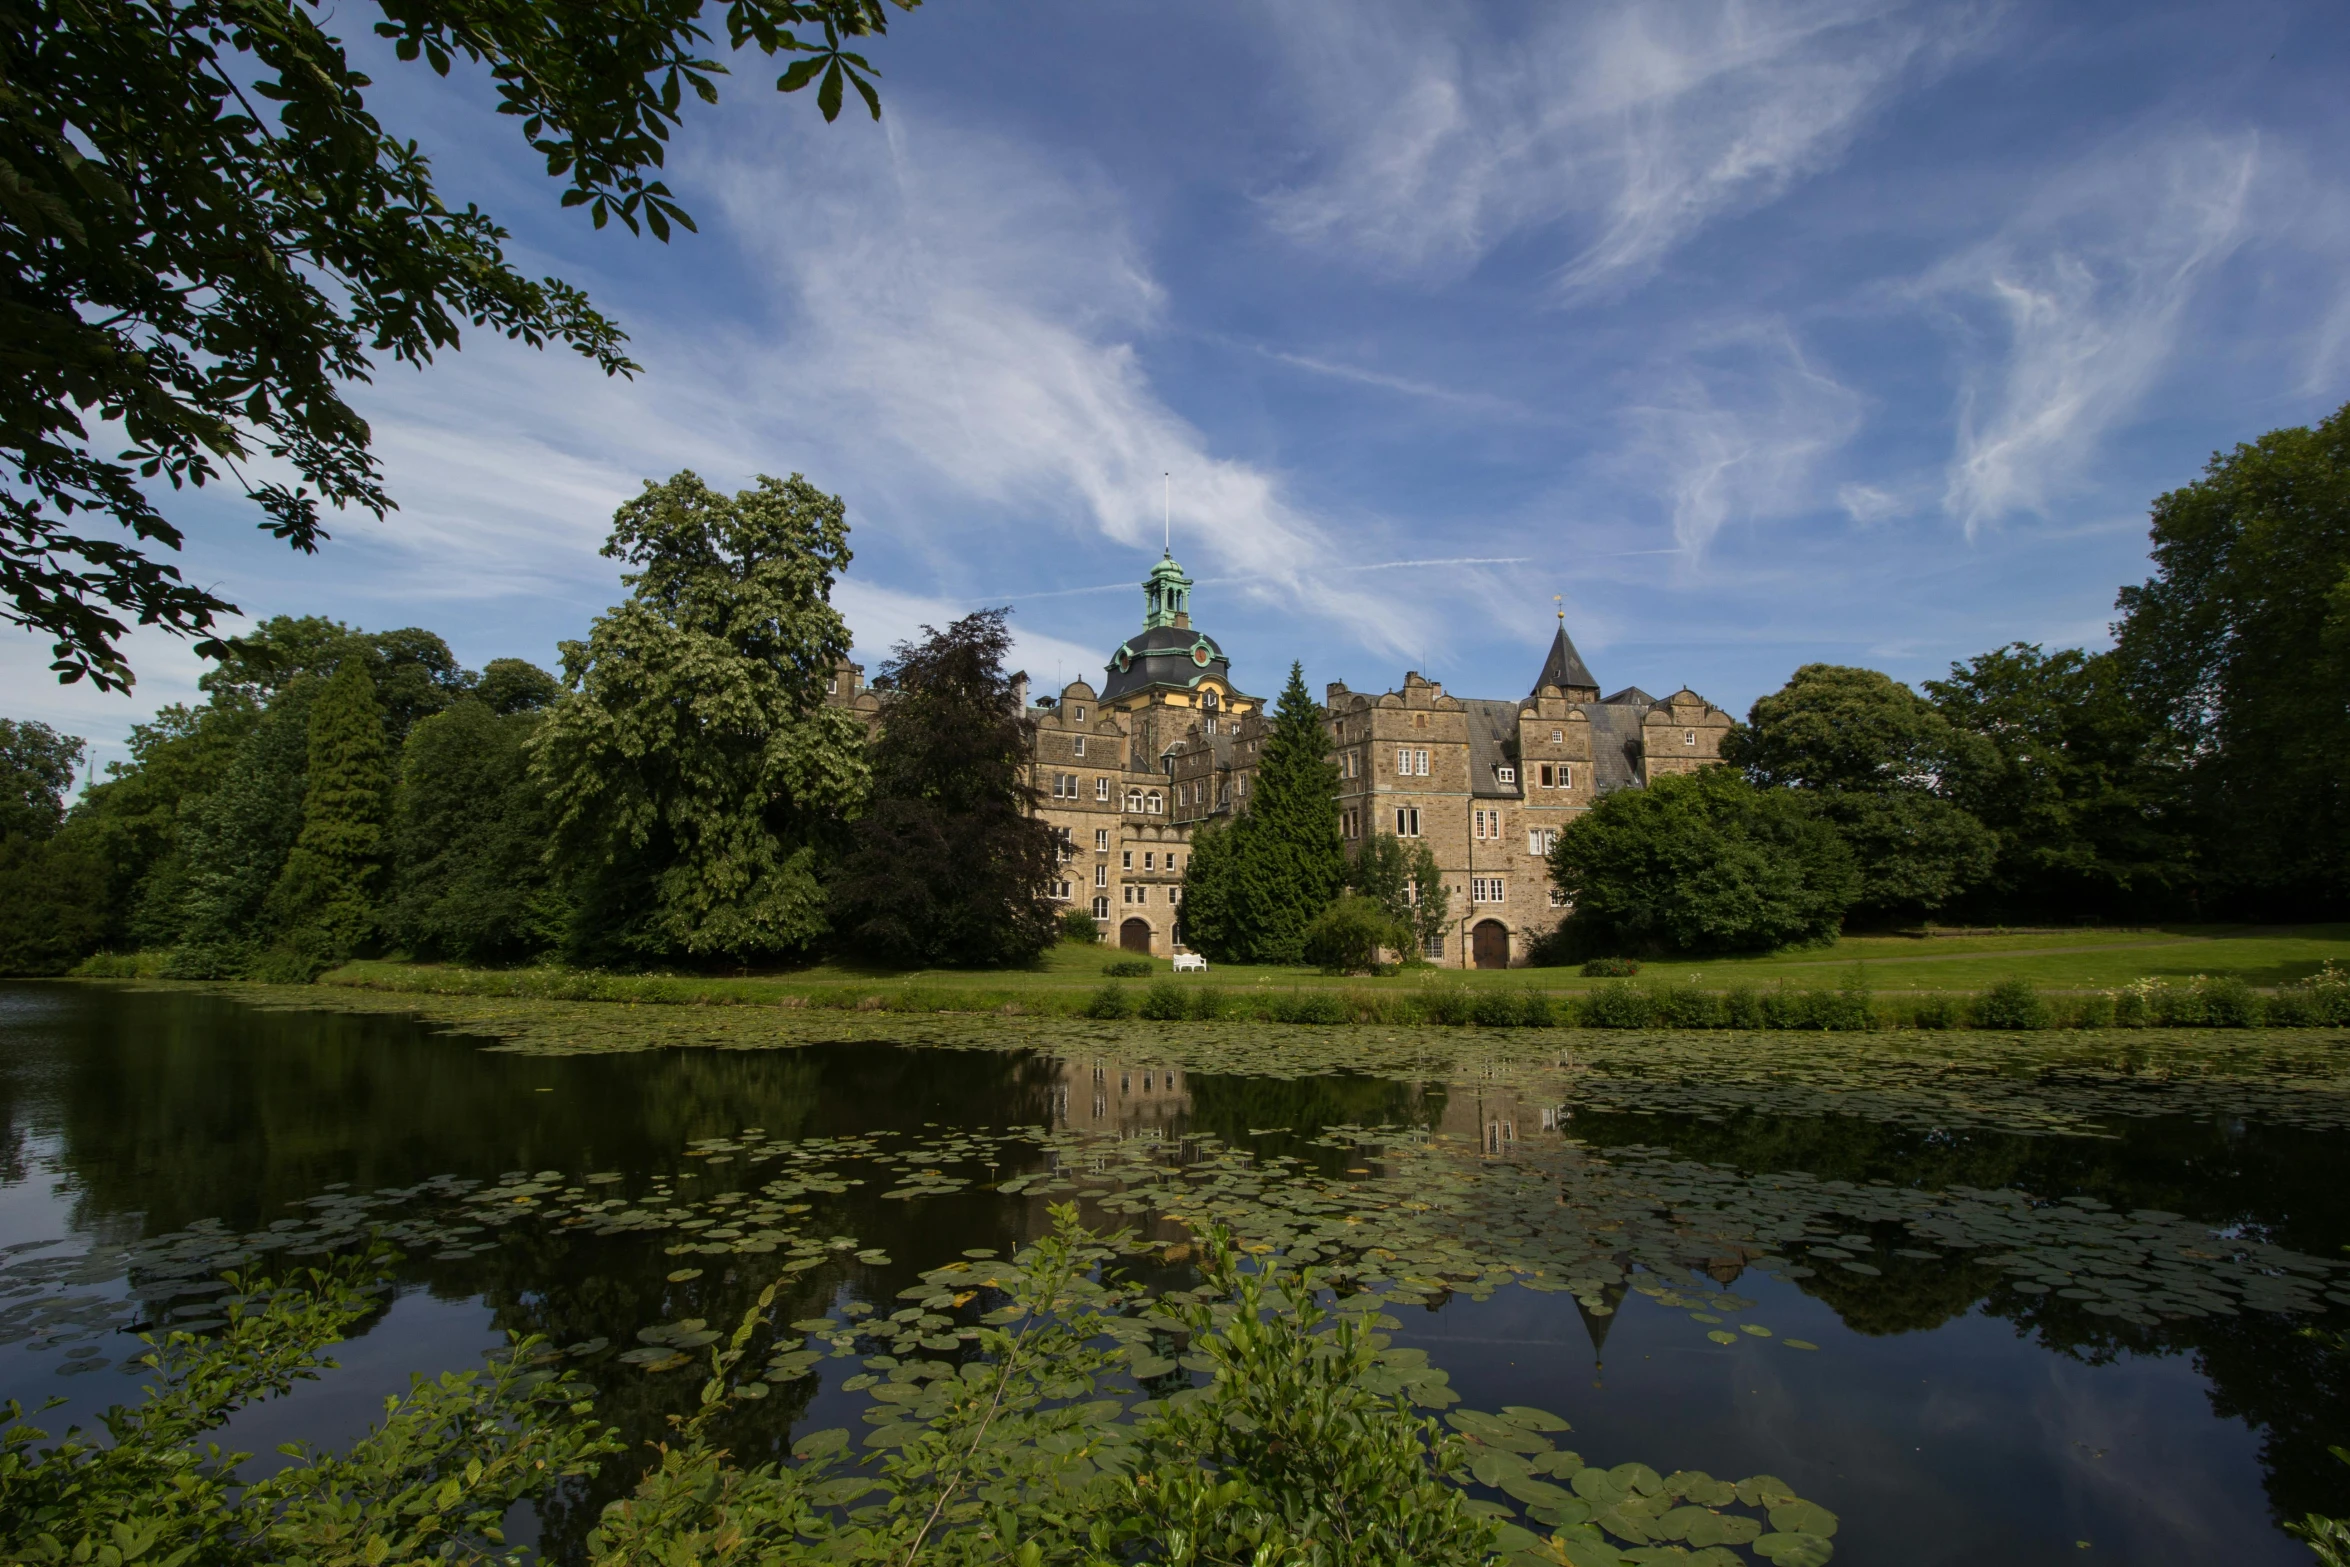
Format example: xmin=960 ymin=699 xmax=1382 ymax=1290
xmin=833 ymin=553 xmax=1732 ymax=966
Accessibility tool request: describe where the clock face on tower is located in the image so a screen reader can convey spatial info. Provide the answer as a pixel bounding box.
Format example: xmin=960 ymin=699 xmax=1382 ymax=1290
xmin=1192 ymin=645 xmax=1211 ymax=666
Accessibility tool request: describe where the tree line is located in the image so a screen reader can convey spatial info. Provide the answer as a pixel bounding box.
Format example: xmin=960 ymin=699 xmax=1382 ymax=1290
xmin=0 ymin=473 xmax=1059 ymax=978
xmin=1 ymin=399 xmax=2344 ymax=976
xmin=1185 ymin=399 xmax=2350 ymax=966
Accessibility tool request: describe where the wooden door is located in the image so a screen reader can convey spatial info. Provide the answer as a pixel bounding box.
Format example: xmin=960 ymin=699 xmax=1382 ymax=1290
xmin=1472 ymin=920 xmax=1510 ymax=969
xmin=1120 ymin=919 xmax=1153 ymax=953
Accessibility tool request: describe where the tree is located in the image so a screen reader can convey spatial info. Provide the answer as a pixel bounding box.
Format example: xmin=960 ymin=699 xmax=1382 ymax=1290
xmin=267 ymin=658 xmax=391 ymax=961
xmin=0 ymin=716 xmax=99 ymax=975
xmin=1723 ymin=663 xmax=1995 ymax=924
xmin=1927 ymin=643 xmax=2191 ymax=919
xmin=7 ymin=0 xmax=912 ymax=692
xmin=1302 ymin=894 xmax=1407 ymax=975
xmin=829 ymin=609 xmax=1061 ymax=968
xmin=2112 ymin=399 xmax=2350 ymax=913
xmin=1547 ymin=766 xmax=1856 ymax=956
xmin=201 ymin=616 xmax=469 ymax=745
xmin=1347 ymin=829 xmax=1447 ymax=963
xmin=1222 ymin=664 xmax=1346 ymax=964
xmin=389 ymin=693 xmax=563 ymax=961
xmin=531 ymin=471 xmax=868 ymax=964
xmin=1174 ymin=817 xmax=1245 ymax=964
xmin=0 ymin=717 xmax=85 ymax=840
xmin=164 ymin=677 xmax=320 ymax=970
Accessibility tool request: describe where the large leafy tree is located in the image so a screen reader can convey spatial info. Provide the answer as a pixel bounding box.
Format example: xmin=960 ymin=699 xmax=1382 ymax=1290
xmin=388 ymin=674 xmax=562 ymax=961
xmin=1346 ymin=829 xmax=1448 ymax=962
xmin=1927 ymin=643 xmax=2190 ymax=918
xmin=267 ymin=656 xmax=390 ymax=959
xmin=0 ymin=716 xmax=84 ymax=839
xmin=531 ymin=470 xmax=868 ymax=964
xmin=163 ymin=675 xmax=319 ymax=969
xmin=829 ymin=608 xmax=1061 ymax=968
xmin=199 ymin=615 xmax=472 ymax=745
xmin=1723 ymin=663 xmax=1995 ymax=924
xmin=5 ymin=0 xmax=912 ymax=692
xmin=2112 ymin=398 xmax=2350 ymax=912
xmin=1547 ymin=765 xmax=1856 ymax=956
xmin=0 ymin=715 xmax=100 ymax=973
xmin=1178 ymin=664 xmax=1344 ymax=965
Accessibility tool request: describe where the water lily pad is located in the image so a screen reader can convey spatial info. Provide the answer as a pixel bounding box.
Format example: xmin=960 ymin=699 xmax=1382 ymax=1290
xmin=1751 ymin=1532 xmax=1834 ymax=1566
xmin=1767 ymin=1500 xmax=1837 ymax=1537
xmin=1501 ymin=1405 xmax=1572 ymax=1432
xmin=1781 ymin=1339 xmax=1819 ymax=1351
xmin=1706 ymin=1330 xmax=1738 ymax=1345
xmin=666 ymin=1268 xmax=703 ymax=1283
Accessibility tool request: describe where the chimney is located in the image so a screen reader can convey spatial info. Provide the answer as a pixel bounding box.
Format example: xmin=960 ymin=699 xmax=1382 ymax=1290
xmin=1010 ymin=671 xmax=1029 ymax=711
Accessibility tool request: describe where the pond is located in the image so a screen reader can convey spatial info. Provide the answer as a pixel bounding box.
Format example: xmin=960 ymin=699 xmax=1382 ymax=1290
xmin=3 ymin=981 xmax=2347 ymax=1565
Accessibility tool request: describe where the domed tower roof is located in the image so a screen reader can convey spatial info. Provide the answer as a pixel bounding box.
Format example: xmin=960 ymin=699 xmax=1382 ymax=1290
xmin=1099 ymin=550 xmax=1252 ymax=707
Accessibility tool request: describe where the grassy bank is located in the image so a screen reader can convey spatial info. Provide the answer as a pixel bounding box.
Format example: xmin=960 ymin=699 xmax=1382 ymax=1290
xmin=262 ymin=950 xmax=2350 ymax=1031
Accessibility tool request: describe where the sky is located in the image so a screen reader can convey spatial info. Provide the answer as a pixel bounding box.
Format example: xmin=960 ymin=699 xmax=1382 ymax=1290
xmin=11 ymin=0 xmax=2350 ymax=781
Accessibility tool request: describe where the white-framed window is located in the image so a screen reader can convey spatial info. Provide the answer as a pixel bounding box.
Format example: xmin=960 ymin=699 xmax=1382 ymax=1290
xmin=1684 ymin=729 xmax=1697 ymax=746
xmin=1394 ymin=806 xmax=1422 ymax=837
xmin=1073 ymin=735 xmax=1086 ymax=757
xmin=1550 ymin=728 xmax=1563 ymax=743
xmin=1549 ymin=886 xmax=1570 ymax=908
xmin=1474 ymin=808 xmax=1499 ymax=840
xmin=1170 ymin=852 xmax=1182 ymax=873
xmin=1147 ymin=791 xmax=1163 ymax=814
xmin=1170 ymin=886 xmax=1183 ymax=906
xmin=1096 ymin=777 xmax=1110 ymax=801
xmin=1527 ymin=828 xmax=1558 ymax=856
xmin=1093 ymin=895 xmax=1110 ymax=919
xmin=1496 ymin=765 xmax=1516 ymax=785
xmin=1095 ymin=864 xmax=1108 ymax=888
xmin=1559 ymin=764 xmax=1573 ymax=789
xmin=1123 ymin=885 xmax=1134 ymax=904
xmin=1415 ymin=749 xmax=1430 ymax=775
xmin=827 ymin=675 xmax=839 ymax=695
xmin=1073 ymin=706 xmax=1087 ymax=722
xmin=1051 ymin=879 xmax=1071 ymax=900
xmin=1422 ymin=932 xmax=1444 ymax=959
xmin=1122 ymin=850 xmax=1133 ymax=870
xmin=1094 ymin=828 xmax=1109 ymax=851
xmin=1395 ymin=746 xmax=1409 ymax=775
xmin=1472 ymin=877 xmax=1505 ymax=903
xmin=1143 ymin=851 xmax=1155 ymax=871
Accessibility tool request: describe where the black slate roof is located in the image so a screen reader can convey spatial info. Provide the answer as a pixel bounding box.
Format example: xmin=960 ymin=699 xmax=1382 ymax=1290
xmin=1533 ymin=624 xmax=1599 ymax=694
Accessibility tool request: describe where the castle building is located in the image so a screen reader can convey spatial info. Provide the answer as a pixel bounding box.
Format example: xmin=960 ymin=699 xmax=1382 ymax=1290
xmin=841 ymin=552 xmax=1731 ymax=966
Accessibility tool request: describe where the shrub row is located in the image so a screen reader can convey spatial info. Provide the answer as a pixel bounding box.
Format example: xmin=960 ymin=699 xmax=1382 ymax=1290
xmin=102 ymin=956 xmax=2350 ymax=1032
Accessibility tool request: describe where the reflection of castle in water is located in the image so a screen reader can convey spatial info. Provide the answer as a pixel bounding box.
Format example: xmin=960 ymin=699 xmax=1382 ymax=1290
xmin=1052 ymin=1059 xmax=1192 ymax=1137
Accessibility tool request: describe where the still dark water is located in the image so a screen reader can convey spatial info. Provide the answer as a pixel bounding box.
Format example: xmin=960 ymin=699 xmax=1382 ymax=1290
xmin=3 ymin=982 xmax=2346 ymax=1565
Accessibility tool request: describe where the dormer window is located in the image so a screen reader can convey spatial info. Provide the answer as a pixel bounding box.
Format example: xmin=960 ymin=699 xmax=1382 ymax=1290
xmin=827 ymin=676 xmax=838 ymax=695
xmin=1074 ymin=706 xmax=1087 ymax=722
xmin=1496 ymin=766 xmax=1516 ymax=785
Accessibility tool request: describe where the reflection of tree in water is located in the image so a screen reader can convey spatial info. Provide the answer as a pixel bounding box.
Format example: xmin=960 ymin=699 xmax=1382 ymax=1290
xmin=1184 ymin=1073 xmax=1444 ymax=1173
xmin=1567 ymin=1104 xmax=2350 ymax=1533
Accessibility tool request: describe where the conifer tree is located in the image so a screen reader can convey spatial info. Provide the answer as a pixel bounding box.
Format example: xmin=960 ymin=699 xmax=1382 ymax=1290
xmin=269 ymin=659 xmax=390 ymax=961
xmin=1230 ymin=663 xmax=1345 ymax=963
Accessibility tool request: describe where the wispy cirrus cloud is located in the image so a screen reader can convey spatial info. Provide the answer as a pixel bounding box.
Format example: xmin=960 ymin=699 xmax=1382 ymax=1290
xmin=1930 ymin=130 xmax=2259 ymax=533
xmin=1263 ymin=0 xmax=1988 ymax=292
xmin=1617 ymin=318 xmax=1863 ymax=554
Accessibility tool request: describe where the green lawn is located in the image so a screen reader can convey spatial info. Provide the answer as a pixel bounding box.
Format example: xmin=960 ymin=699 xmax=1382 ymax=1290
xmin=324 ymin=922 xmax=2350 ymax=1006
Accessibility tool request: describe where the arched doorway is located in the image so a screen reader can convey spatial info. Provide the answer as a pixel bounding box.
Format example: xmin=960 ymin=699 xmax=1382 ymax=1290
xmin=1120 ymin=919 xmax=1153 ymax=953
xmin=1471 ymin=920 xmax=1510 ymax=969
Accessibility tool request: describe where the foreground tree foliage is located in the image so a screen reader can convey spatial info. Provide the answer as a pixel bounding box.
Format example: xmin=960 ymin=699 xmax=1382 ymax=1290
xmin=0 ymin=1214 xmax=1500 ymax=1567
xmin=831 ymin=608 xmax=1062 ymax=968
xmin=2113 ymin=396 xmax=2350 ymax=915
xmin=1547 ymin=766 xmax=1856 ymax=957
xmin=4 ymin=0 xmax=914 ymax=691
xmin=532 ymin=471 xmax=868 ymax=965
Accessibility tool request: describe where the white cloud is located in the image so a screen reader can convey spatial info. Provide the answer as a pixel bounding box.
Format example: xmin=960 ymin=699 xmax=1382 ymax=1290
xmin=0 ymin=618 xmax=235 ymax=783
xmin=1263 ymin=0 xmax=1985 ymax=291
xmin=831 ymin=578 xmax=1106 ymax=692
xmin=1618 ymin=319 xmax=1863 ymax=553
xmin=1932 ymin=130 xmax=2259 ymax=532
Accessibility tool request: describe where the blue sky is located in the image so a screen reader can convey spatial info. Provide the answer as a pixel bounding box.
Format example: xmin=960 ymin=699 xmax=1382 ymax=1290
xmin=12 ymin=0 xmax=2350 ymax=778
